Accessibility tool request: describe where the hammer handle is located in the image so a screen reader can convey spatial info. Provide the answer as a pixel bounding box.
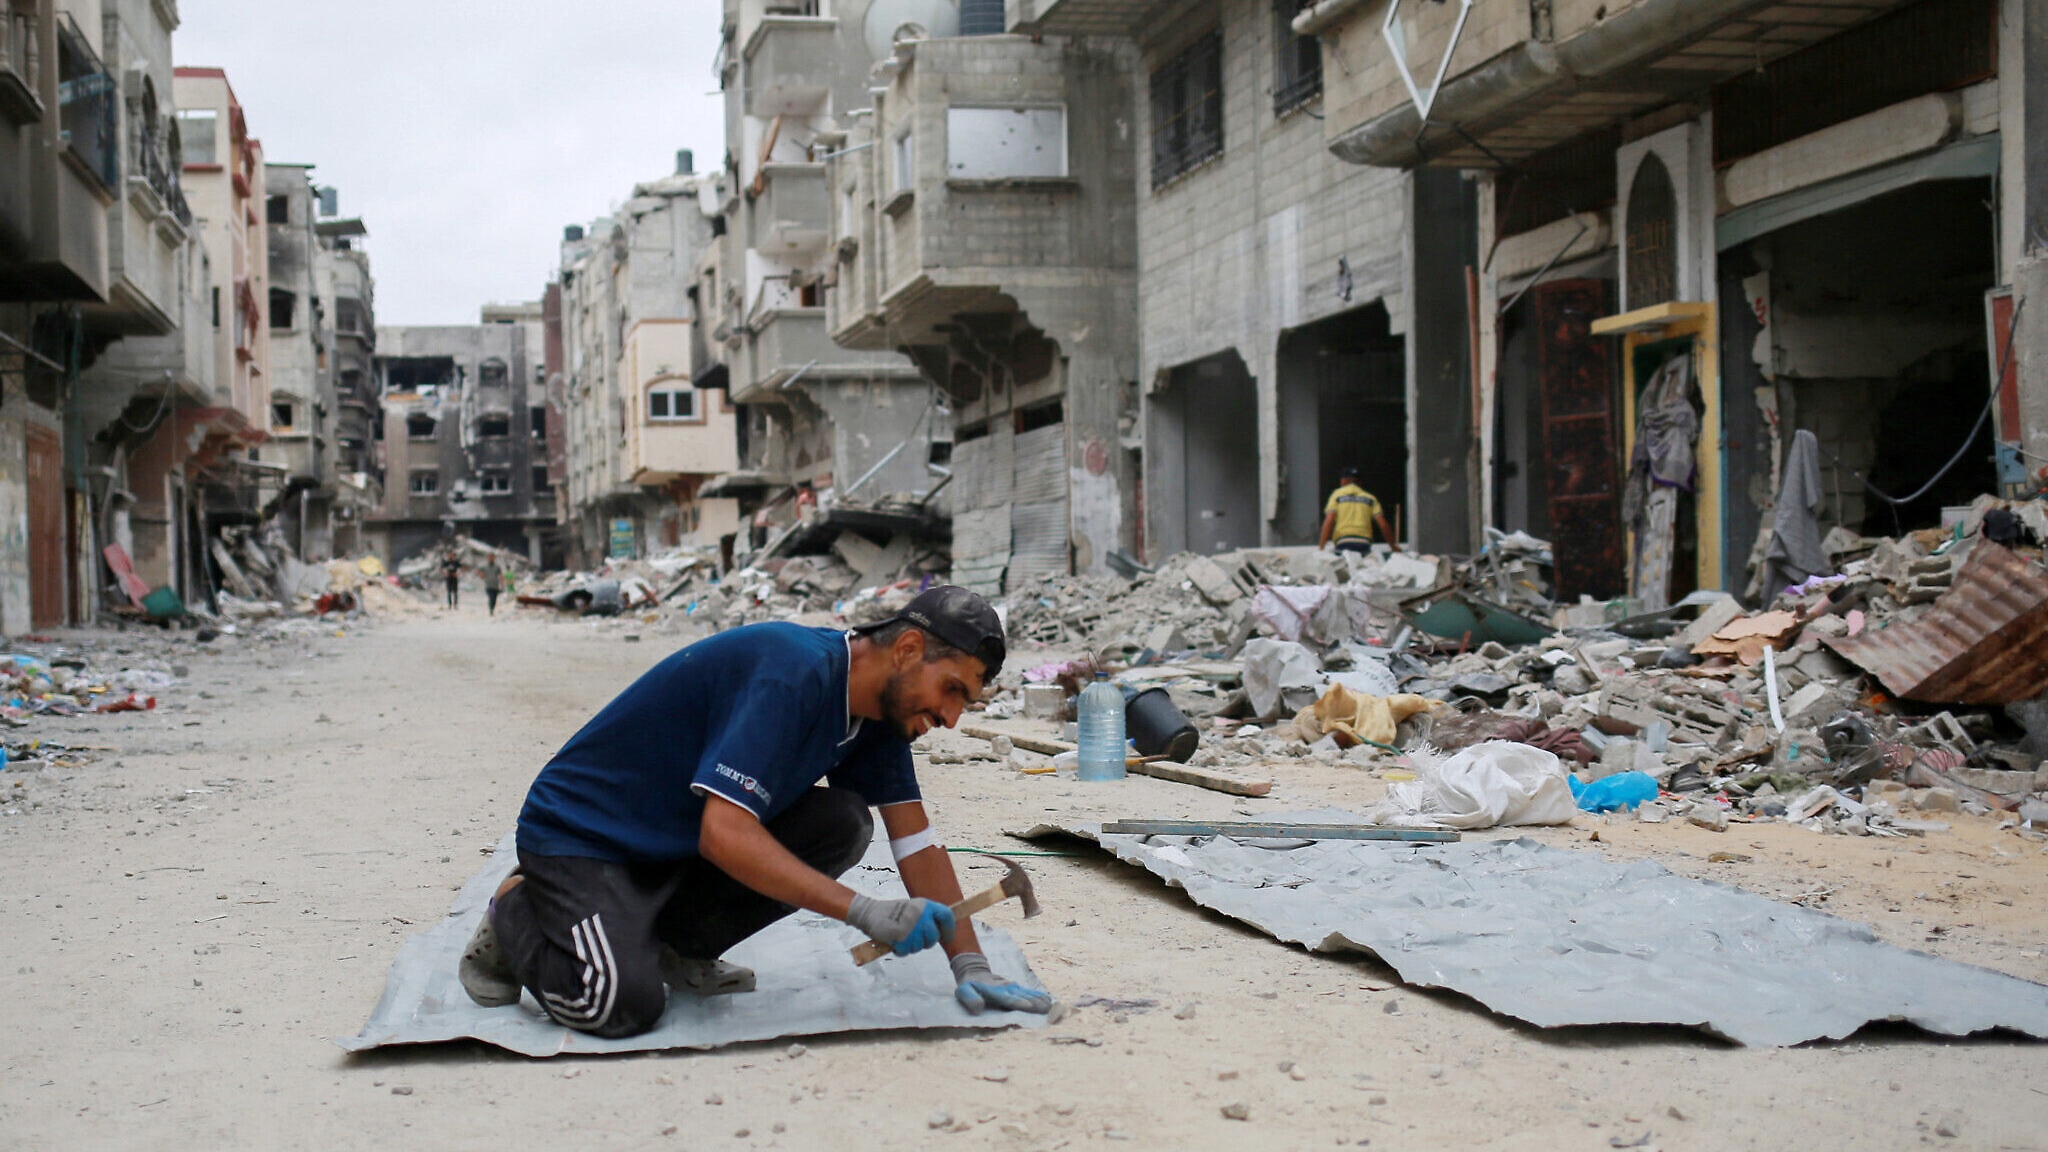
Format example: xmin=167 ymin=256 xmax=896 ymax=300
xmin=849 ymin=880 xmax=1012 ymax=967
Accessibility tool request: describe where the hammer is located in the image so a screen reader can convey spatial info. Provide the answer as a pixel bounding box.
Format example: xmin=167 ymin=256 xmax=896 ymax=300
xmin=850 ymin=853 xmax=1041 ymax=966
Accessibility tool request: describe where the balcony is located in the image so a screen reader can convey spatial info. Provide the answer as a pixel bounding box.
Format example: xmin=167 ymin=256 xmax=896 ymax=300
xmin=1311 ymin=0 xmax=1926 ymax=169
xmin=732 ymin=307 xmax=912 ymax=404
xmin=753 ymin=162 xmax=827 ymax=254
xmin=741 ymin=15 xmax=836 ymax=117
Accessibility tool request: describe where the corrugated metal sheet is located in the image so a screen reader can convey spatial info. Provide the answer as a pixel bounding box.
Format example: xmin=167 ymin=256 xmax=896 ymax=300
xmin=1824 ymin=543 xmax=2048 ymax=705
xmin=1009 ymin=423 xmax=1069 ymax=586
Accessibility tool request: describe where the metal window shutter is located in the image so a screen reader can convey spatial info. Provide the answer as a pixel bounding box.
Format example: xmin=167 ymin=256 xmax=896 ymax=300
xmin=1008 ymin=422 xmax=1069 ymax=587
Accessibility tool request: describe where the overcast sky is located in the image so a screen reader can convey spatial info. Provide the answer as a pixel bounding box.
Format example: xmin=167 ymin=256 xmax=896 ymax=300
xmin=176 ymin=1 xmax=727 ymax=325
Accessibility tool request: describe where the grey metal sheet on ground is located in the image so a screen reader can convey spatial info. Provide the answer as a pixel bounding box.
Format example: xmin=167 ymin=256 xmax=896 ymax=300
xmin=1021 ymin=810 xmax=2048 ymax=1047
xmin=340 ymin=833 xmax=1048 ymax=1056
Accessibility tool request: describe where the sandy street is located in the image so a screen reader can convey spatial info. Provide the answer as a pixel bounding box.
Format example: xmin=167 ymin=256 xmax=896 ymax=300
xmin=6 ymin=607 xmax=2048 ymax=1151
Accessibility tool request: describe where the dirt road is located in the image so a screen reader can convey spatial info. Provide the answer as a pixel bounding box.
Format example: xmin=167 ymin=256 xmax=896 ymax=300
xmin=5 ymin=606 xmax=2048 ymax=1150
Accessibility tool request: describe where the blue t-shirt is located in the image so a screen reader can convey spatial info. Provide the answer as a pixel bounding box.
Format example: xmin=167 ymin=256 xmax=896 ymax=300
xmin=516 ymin=623 xmax=920 ymax=862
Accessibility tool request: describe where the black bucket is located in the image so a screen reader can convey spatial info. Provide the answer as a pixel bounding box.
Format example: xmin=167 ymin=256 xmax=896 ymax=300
xmin=1126 ymin=687 xmax=1199 ymax=763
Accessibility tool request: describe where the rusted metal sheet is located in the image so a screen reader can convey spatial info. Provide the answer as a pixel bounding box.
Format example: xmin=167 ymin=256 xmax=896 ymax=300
xmin=1824 ymin=543 xmax=2048 ymax=705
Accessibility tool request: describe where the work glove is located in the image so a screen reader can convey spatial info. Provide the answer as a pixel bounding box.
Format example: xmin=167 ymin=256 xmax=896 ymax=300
xmin=846 ymin=894 xmax=956 ymax=957
xmin=950 ymin=952 xmax=1054 ymax=1015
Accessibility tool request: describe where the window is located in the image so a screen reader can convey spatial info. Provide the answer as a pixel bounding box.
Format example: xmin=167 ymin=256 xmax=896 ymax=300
xmin=893 ymin=130 xmax=915 ymax=192
xmin=1272 ymin=0 xmax=1321 ymax=114
xmin=648 ymin=386 xmax=698 ymax=421
xmin=533 ymin=466 xmax=551 ymax=493
xmin=1150 ymin=32 xmax=1224 ymax=187
xmin=530 ymin=406 xmax=547 ymax=438
xmin=266 ymin=195 xmax=289 ymax=225
xmin=56 ymin=18 xmax=116 ymax=191
xmin=479 ymin=471 xmax=512 ymax=495
xmin=268 ymin=288 xmax=296 ymax=330
xmin=479 ymin=414 xmax=511 ymax=439
xmin=406 ymin=414 xmax=437 ymax=441
xmin=408 ymin=470 xmax=439 ymax=496
xmin=176 ymin=109 xmax=217 ymax=166
xmin=211 ymin=286 xmax=220 ymax=328
xmin=479 ymin=358 xmax=509 ymax=387
xmin=271 ymin=401 xmax=294 ymax=429
xmin=947 ymin=107 xmax=1067 ymax=179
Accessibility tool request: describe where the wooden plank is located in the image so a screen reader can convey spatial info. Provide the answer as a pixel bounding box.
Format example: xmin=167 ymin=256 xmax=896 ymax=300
xmin=1100 ymin=820 xmax=1458 ymax=843
xmin=958 ymin=724 xmax=1070 ymax=756
xmin=956 ymin=724 xmax=1275 ymax=796
xmin=1125 ymin=760 xmax=1272 ymax=797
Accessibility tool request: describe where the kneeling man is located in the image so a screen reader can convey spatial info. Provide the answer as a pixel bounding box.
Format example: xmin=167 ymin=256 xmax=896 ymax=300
xmin=460 ymin=586 xmax=1051 ymax=1036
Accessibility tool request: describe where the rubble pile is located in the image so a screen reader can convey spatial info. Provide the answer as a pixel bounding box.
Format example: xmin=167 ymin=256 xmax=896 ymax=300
xmin=969 ymin=497 xmax=2048 ymax=843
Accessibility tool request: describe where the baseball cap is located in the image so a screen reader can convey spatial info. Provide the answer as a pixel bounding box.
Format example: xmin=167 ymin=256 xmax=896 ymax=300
xmin=1339 ymin=465 xmax=1360 ymax=480
xmin=853 ymin=585 xmax=1006 ymax=680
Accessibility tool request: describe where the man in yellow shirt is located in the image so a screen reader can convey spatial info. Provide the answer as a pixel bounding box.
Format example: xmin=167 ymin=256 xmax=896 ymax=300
xmin=1319 ymin=467 xmax=1398 ymax=555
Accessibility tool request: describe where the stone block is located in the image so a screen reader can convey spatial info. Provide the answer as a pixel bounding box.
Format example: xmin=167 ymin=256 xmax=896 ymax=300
xmin=1022 ymin=684 xmax=1067 ymax=719
xmin=1914 ymin=787 xmax=1961 ymax=813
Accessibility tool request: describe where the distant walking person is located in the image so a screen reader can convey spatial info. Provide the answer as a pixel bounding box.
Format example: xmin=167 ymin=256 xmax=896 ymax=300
xmin=441 ymin=551 xmax=463 ymax=609
xmin=482 ymin=559 xmax=503 ymax=616
xmin=1319 ymin=467 xmax=1399 ymax=555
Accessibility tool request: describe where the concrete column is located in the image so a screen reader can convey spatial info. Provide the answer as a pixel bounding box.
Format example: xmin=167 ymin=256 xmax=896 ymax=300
xmin=1407 ymin=168 xmax=1479 ymax=555
xmin=2015 ymin=255 xmax=2048 ymax=475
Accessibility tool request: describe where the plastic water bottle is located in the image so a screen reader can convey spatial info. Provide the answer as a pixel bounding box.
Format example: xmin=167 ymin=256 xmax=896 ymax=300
xmin=1076 ymin=673 xmax=1127 ymax=782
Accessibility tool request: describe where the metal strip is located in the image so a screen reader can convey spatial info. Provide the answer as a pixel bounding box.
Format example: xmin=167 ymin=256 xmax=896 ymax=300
xmin=1716 ymin=133 xmax=2000 ymax=251
xmin=1101 ymin=820 xmax=1460 ymax=843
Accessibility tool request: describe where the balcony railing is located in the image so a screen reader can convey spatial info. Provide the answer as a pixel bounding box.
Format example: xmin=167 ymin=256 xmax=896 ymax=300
xmin=56 ymin=15 xmax=117 ymax=192
xmin=0 ymin=7 xmax=43 ymax=124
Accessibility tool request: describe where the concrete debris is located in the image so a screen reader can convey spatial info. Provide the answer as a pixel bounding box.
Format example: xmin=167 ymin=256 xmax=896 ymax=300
xmin=939 ymin=510 xmax=2048 ymax=843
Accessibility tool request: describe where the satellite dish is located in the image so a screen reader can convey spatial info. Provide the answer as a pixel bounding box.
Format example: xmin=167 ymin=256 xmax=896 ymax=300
xmin=862 ymin=0 xmax=958 ymax=60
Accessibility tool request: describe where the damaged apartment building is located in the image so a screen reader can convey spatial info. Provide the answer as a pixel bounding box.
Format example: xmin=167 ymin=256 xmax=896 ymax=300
xmin=554 ymin=157 xmax=742 ymax=567
xmin=699 ymin=0 xmax=946 ymax=550
xmin=1008 ymin=0 xmax=1479 ymax=568
xmin=262 ymin=165 xmax=380 ymax=562
xmin=1 ymin=7 xmax=324 ymax=632
xmin=826 ymin=30 xmax=1141 ymax=590
xmin=1300 ymin=0 xmax=2048 ymax=607
xmin=368 ymin=310 xmax=556 ymax=565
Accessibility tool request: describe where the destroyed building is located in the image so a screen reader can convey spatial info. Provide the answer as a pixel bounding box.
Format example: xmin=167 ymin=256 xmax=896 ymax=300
xmin=368 ymin=314 xmax=557 ymax=565
xmin=1011 ymin=0 xmax=1459 ymax=560
xmin=699 ymin=0 xmax=940 ymax=542
xmin=1301 ymin=0 xmax=2045 ymax=608
xmin=827 ymin=33 xmax=1140 ymax=591
xmin=553 ymin=159 xmax=743 ymax=566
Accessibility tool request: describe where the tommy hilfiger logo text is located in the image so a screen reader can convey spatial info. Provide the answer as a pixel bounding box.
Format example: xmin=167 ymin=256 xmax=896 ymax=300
xmin=712 ymin=763 xmax=771 ymax=805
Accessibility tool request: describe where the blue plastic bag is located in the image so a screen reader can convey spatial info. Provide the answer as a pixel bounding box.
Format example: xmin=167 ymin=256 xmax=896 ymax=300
xmin=1568 ymin=771 xmax=1659 ymax=813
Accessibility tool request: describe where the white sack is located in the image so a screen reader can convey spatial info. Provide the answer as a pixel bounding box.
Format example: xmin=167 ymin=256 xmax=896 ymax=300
xmin=1250 ymin=585 xmax=1331 ymax=643
xmin=1372 ymin=741 xmax=1579 ymax=830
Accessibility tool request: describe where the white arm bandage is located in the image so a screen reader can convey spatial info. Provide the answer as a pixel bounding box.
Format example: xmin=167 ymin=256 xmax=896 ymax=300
xmin=889 ymin=828 xmax=936 ymax=861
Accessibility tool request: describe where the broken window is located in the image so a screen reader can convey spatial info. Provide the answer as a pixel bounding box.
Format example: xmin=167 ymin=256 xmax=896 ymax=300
xmin=407 ymin=414 xmax=437 ymax=441
xmin=530 ymin=406 xmax=547 ymax=438
xmin=176 ymin=109 xmax=216 ymax=166
xmin=266 ymin=194 xmax=289 ymax=225
xmin=479 ymin=414 xmax=511 ymax=439
xmin=1151 ymin=32 xmax=1223 ymax=188
xmin=269 ymin=288 xmax=296 ymax=330
xmin=479 ymin=471 xmax=512 ymax=495
xmin=532 ymin=466 xmax=550 ymax=493
xmin=272 ymin=401 xmax=294 ymax=430
xmin=946 ymin=107 xmax=1067 ymax=179
xmin=648 ymin=387 xmax=698 ymax=422
xmin=1272 ymin=0 xmax=1321 ymax=114
xmin=479 ymin=358 xmax=509 ymax=387
xmin=408 ymin=470 xmax=438 ymax=496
